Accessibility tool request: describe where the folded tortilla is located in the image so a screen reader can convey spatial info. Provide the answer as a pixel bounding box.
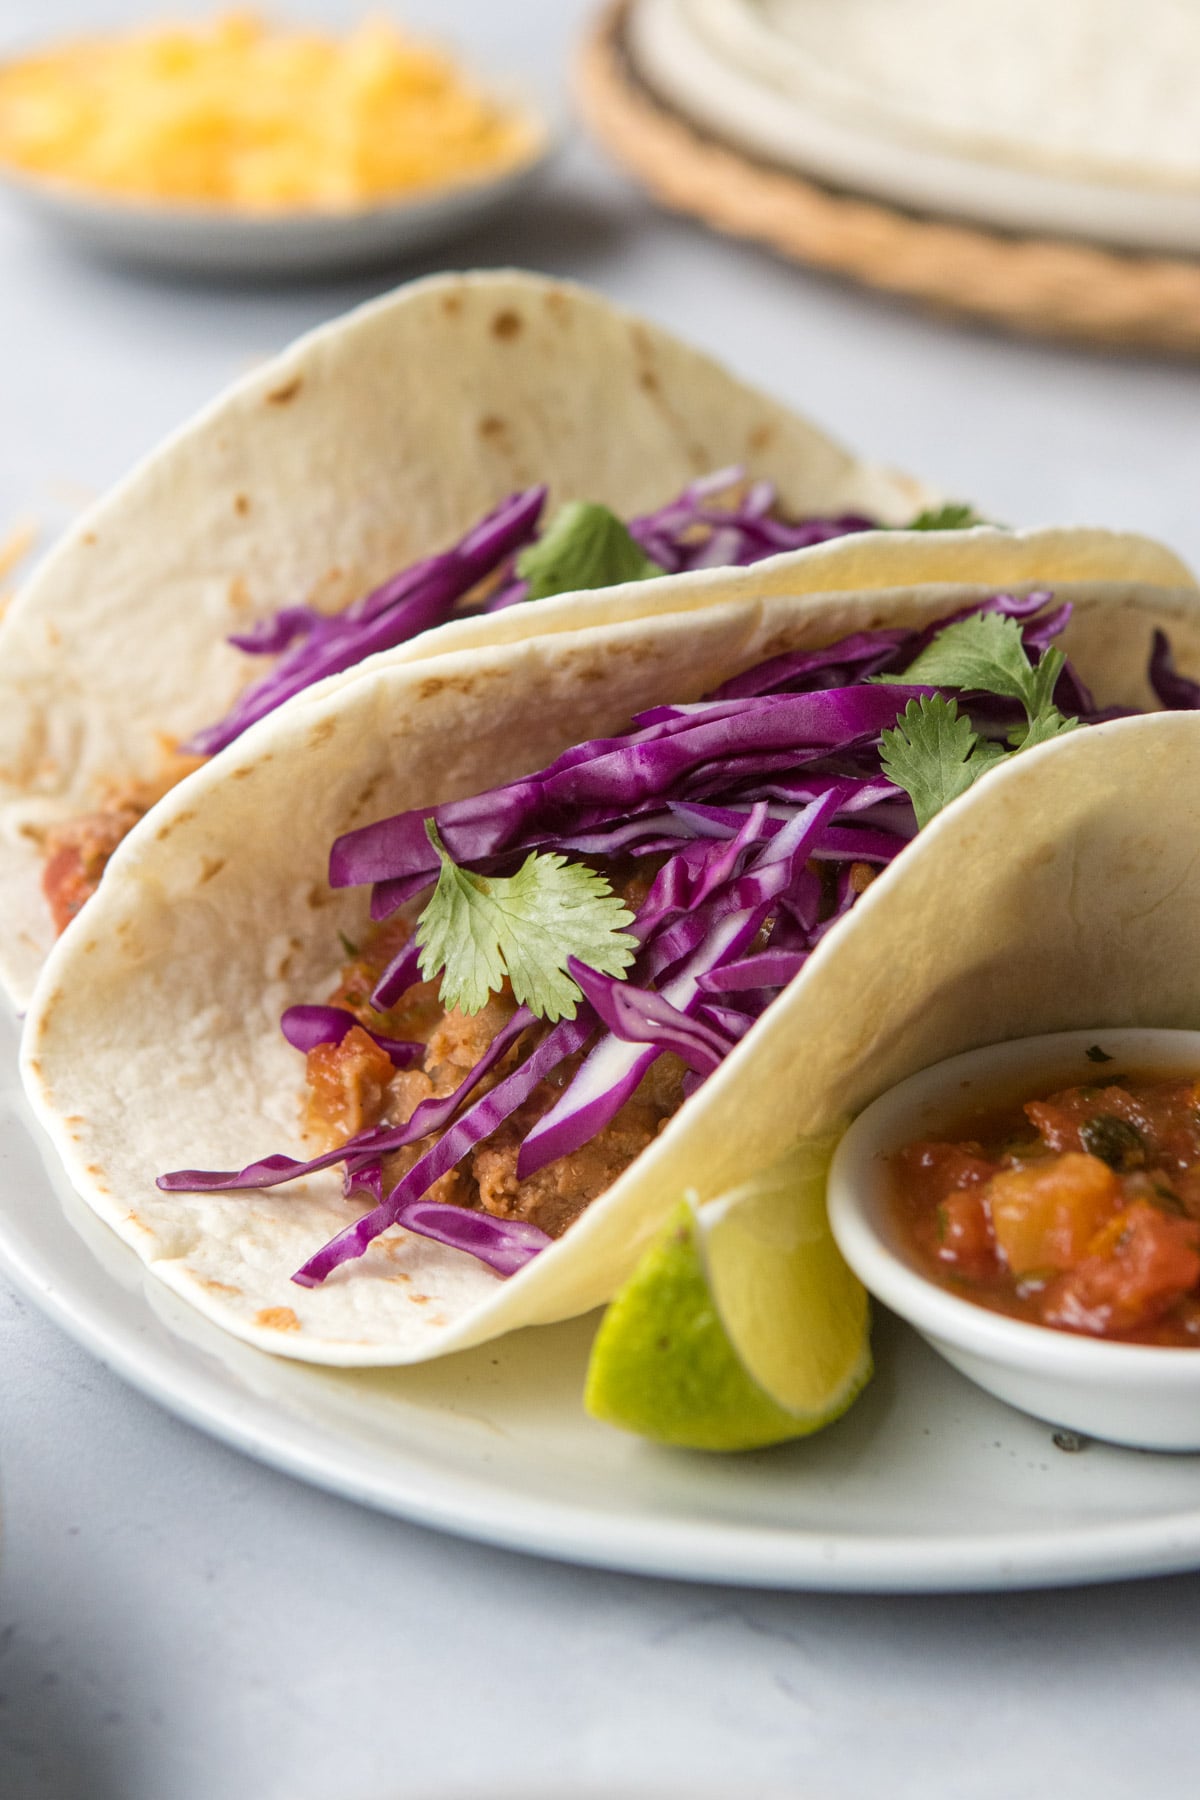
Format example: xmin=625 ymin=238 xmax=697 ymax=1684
xmin=0 ymin=267 xmax=939 ymax=1007
xmin=21 ymin=570 xmax=1200 ymax=1365
xmin=2 ymin=267 xmax=1193 ymax=1008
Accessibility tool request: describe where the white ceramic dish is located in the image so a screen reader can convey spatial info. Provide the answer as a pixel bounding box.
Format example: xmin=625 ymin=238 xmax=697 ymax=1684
xmin=630 ymin=0 xmax=1200 ymax=255
xmin=5 ymin=1005 xmax=1200 ymax=1591
xmin=0 ymin=101 xmax=555 ymax=278
xmin=829 ymin=1029 xmax=1200 ymax=1452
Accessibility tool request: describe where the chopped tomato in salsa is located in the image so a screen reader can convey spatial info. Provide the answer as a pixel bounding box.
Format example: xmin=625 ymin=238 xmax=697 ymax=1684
xmin=890 ymin=1073 xmax=1200 ymax=1345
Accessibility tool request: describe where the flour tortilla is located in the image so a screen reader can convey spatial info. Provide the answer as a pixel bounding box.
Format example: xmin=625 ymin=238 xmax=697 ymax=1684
xmin=4 ymin=271 xmax=1196 ymax=1011
xmin=21 ymin=573 xmax=1200 ymax=1365
xmin=0 ymin=266 xmax=938 ymax=1008
xmin=695 ymin=0 xmax=1200 ymax=190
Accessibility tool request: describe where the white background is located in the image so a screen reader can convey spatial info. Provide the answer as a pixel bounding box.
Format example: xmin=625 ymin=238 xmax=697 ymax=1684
xmin=2 ymin=3 xmax=1200 ymax=1796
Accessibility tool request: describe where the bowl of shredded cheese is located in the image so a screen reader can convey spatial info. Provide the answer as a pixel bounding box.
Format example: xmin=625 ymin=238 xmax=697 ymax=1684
xmin=0 ymin=11 xmax=553 ymax=273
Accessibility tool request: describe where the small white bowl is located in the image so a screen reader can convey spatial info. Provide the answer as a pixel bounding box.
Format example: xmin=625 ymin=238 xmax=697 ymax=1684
xmin=828 ymin=1029 xmax=1200 ymax=1451
xmin=0 ymin=93 xmax=556 ymax=278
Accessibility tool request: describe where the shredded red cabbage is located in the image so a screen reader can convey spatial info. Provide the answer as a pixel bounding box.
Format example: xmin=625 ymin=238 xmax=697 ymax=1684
xmin=280 ymin=1005 xmax=422 ymax=1067
xmin=161 ymin=592 xmax=1200 ymax=1290
xmin=184 ymin=471 xmax=881 ymax=757
xmin=626 ymin=467 xmax=876 ymax=572
xmin=160 ymin=1007 xmax=536 ymax=1194
xmin=291 ymin=1012 xmax=594 ymax=1285
xmin=567 ymin=958 xmax=733 ymax=1077
xmin=1150 ymin=630 xmax=1200 ymax=711
xmin=183 ymin=488 xmax=547 ymax=756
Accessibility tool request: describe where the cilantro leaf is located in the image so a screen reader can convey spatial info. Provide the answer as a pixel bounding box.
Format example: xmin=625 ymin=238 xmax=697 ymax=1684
xmin=415 ymin=822 xmax=638 ymax=1021
xmin=1011 ymin=704 xmax=1080 ymax=750
xmin=906 ymin=502 xmax=988 ymax=531
xmin=880 ymin=696 xmax=1004 ymax=829
xmin=516 ymin=502 xmax=664 ymax=601
xmin=1024 ymin=644 xmax=1068 ymax=721
xmin=898 ymin=611 xmax=1037 ymax=705
xmin=897 ymin=611 xmax=1076 ymax=743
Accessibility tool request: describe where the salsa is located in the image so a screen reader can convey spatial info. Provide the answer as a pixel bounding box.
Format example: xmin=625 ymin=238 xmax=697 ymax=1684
xmin=890 ymin=1072 xmax=1200 ymax=1345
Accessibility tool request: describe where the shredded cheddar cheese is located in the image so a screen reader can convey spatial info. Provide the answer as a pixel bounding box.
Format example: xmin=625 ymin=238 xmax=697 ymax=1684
xmin=0 ymin=12 xmax=539 ymax=210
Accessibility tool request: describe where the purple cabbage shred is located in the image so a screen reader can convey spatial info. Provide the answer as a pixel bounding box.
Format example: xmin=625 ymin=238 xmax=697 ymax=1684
xmin=183 ymin=471 xmax=880 ymax=756
xmin=160 ymin=588 xmax=1200 ymax=1289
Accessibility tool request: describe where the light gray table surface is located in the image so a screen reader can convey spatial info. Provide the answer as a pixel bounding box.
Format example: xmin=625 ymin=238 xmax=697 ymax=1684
xmin=3 ymin=4 xmax=1200 ymax=1798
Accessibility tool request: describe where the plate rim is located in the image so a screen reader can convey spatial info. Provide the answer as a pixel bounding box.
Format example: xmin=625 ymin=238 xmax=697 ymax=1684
xmin=5 ymin=1138 xmax=1200 ymax=1594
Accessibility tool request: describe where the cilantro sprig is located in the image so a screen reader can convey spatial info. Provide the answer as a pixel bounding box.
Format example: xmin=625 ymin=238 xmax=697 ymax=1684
xmin=880 ymin=697 xmax=1003 ymax=830
xmin=880 ymin=612 xmax=1079 ymax=827
xmin=517 ymin=501 xmax=664 ymax=601
xmin=906 ymin=502 xmax=988 ymax=531
xmin=897 ymin=611 xmax=1078 ymax=747
xmin=415 ymin=822 xmax=638 ymax=1021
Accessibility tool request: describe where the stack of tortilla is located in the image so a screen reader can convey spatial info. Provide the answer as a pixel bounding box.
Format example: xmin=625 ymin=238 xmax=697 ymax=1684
xmin=628 ymin=0 xmax=1200 ymax=252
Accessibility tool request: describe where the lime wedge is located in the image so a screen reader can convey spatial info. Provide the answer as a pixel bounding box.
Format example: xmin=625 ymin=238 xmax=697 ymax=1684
xmin=584 ymin=1141 xmax=872 ymax=1451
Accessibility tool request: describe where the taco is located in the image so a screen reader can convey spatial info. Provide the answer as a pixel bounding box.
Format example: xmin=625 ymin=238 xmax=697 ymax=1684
xmin=3 ymin=270 xmax=1195 ymax=1010
xmin=0 ymin=266 xmax=952 ymax=1007
xmin=20 ymin=561 xmax=1200 ymax=1367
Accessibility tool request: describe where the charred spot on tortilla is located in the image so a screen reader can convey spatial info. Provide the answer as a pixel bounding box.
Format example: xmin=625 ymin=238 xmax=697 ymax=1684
xmin=417 ymin=675 xmax=480 ymax=700
xmin=255 ymin=1306 xmax=301 ymax=1331
xmin=353 ymin=773 xmax=386 ymax=811
xmin=639 ymin=368 xmax=661 ymax=395
xmin=748 ymin=422 xmax=776 ymax=453
xmin=478 ymin=415 xmax=508 ymax=441
xmin=226 ymin=574 xmax=252 ymax=613
xmin=82 ymin=530 xmax=97 ymax=545
xmin=629 ymin=322 xmax=654 ymax=361
xmin=491 ymin=309 xmax=522 ymax=341
xmin=308 ymin=717 xmax=339 ymax=748
xmin=154 ymin=808 xmax=195 ymax=842
xmin=233 ymin=494 xmax=251 ymax=517
xmin=265 ymin=376 xmax=303 ymax=406
xmin=440 ymin=292 xmax=463 ymax=317
xmin=35 ymin=989 xmax=64 ymax=1035
xmin=198 ymin=857 xmax=226 ymax=885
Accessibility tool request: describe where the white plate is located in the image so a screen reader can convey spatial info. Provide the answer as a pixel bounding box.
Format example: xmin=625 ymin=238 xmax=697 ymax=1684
xmin=630 ymin=0 xmax=1200 ymax=255
xmin=0 ymin=107 xmax=555 ymax=277
xmin=6 ymin=1008 xmax=1200 ymax=1590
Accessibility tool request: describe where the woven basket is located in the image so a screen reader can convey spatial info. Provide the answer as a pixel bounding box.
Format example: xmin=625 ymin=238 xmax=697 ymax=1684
xmin=576 ymin=0 xmax=1200 ymax=355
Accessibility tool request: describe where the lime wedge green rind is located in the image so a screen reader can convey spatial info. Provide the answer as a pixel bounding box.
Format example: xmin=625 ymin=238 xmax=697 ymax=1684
xmin=585 ymin=1145 xmax=873 ymax=1453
